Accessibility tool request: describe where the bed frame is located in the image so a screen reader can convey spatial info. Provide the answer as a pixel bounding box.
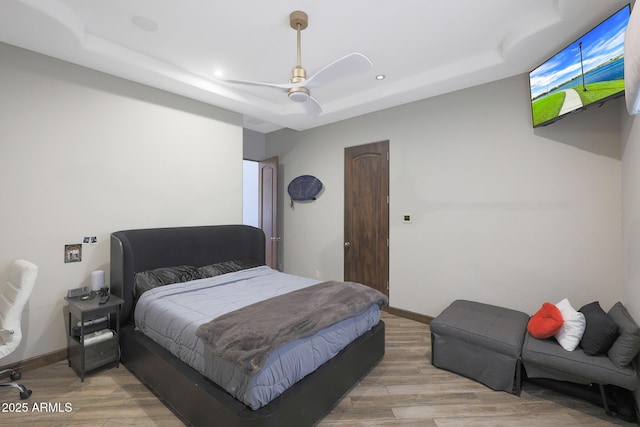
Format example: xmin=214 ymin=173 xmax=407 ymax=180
xmin=110 ymin=224 xmax=385 ymax=427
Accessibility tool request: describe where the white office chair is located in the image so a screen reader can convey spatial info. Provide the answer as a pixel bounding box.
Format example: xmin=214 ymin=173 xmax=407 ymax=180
xmin=0 ymin=259 xmax=37 ymax=399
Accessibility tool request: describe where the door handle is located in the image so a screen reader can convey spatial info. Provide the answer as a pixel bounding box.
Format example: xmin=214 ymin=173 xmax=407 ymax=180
xmin=344 ymin=241 xmax=351 ymax=247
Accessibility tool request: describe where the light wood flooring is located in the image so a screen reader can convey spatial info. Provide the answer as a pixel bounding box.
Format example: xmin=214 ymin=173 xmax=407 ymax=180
xmin=0 ymin=312 xmax=635 ymax=426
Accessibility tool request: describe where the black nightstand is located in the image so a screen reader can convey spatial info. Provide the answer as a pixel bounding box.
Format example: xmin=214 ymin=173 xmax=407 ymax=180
xmin=65 ymin=294 xmax=123 ymax=381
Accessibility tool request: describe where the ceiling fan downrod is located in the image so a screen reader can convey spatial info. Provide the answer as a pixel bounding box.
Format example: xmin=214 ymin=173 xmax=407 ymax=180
xmin=288 ymin=11 xmax=310 ymax=101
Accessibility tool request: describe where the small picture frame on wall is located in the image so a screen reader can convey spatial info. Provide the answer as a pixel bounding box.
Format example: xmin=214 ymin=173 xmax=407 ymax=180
xmin=64 ymin=244 xmax=82 ymax=263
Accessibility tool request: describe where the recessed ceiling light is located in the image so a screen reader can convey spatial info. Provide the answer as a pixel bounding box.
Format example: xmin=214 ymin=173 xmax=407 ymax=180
xmin=375 ymin=74 xmax=385 ymax=80
xmin=131 ymin=16 xmax=159 ymax=32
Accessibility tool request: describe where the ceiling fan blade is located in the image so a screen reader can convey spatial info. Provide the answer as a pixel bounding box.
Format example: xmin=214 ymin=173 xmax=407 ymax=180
xmin=302 ymin=96 xmax=323 ymax=116
xmin=303 ymin=53 xmax=373 ymax=87
xmin=220 ymin=78 xmax=295 ymax=90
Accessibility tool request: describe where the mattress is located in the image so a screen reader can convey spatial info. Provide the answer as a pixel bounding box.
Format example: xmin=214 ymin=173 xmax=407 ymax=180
xmin=134 ymin=266 xmax=381 ymax=409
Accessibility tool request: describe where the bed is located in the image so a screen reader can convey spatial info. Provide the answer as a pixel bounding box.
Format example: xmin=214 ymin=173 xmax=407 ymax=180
xmin=109 ymin=224 xmax=386 ymax=426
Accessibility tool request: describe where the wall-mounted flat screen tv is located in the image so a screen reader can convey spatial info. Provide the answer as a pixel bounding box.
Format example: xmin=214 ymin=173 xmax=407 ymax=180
xmin=529 ymin=4 xmax=631 ymax=127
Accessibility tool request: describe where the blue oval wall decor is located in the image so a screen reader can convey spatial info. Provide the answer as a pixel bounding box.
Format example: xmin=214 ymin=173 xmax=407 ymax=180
xmin=287 ymin=175 xmax=323 ymax=203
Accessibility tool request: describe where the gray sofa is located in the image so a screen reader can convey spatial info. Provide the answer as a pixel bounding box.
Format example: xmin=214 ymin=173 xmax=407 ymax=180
xmin=431 ymin=299 xmax=640 ymax=417
xmin=522 ymin=334 xmax=638 ymax=390
xmin=521 ymin=301 xmax=640 ymax=416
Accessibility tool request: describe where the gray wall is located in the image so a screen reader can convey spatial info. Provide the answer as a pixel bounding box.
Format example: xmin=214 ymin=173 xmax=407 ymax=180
xmin=0 ymin=42 xmax=244 ymax=363
xmin=266 ymin=74 xmax=624 ymax=318
xmin=621 ymin=102 xmax=640 ymax=406
xmin=243 ymin=128 xmax=267 ymax=161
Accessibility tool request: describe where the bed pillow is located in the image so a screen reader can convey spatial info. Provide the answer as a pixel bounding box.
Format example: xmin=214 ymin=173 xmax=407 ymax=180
xmin=578 ymin=301 xmax=619 ymax=356
xmin=528 ymin=302 xmax=564 ymax=339
xmin=134 ymin=265 xmax=202 ymax=299
xmin=198 ymin=258 xmax=262 ymax=278
xmin=607 ymin=302 xmax=640 ymax=368
xmin=554 ymin=298 xmax=586 ymax=351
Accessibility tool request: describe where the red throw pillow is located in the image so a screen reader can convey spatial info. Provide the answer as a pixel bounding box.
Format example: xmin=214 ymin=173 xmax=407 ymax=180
xmin=528 ymin=302 xmax=564 ymax=339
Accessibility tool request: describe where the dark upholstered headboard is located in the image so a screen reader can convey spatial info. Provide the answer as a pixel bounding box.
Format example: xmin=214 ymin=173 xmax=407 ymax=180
xmin=110 ymin=225 xmax=266 ymax=323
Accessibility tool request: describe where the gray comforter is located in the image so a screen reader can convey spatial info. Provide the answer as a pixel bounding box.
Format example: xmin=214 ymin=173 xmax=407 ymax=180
xmin=195 ymin=280 xmax=388 ymax=375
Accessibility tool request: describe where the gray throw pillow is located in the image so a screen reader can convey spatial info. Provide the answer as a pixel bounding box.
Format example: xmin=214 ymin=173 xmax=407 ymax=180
xmin=578 ymin=301 xmax=619 ymax=356
xmin=198 ymin=259 xmax=262 ymax=278
xmin=134 ymin=265 xmax=201 ymax=299
xmin=607 ymin=302 xmax=640 ymax=368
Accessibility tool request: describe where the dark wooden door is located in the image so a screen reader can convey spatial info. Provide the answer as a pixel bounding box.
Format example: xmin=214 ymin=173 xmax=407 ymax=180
xmin=344 ymin=141 xmax=389 ymax=297
xmin=259 ymin=156 xmax=279 ymax=269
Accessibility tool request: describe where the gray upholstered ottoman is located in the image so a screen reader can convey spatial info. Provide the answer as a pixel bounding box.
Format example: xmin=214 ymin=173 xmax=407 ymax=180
xmin=430 ymin=299 xmax=529 ymax=395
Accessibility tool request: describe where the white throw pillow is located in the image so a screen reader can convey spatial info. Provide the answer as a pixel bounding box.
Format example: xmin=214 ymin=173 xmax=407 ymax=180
xmin=554 ymin=298 xmax=586 ymax=351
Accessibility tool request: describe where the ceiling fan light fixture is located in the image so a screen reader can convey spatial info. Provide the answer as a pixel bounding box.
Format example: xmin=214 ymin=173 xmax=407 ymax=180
xmin=288 ymin=87 xmax=310 ymax=102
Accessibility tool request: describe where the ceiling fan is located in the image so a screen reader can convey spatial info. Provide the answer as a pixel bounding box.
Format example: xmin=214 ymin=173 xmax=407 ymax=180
xmin=220 ymin=11 xmax=373 ymax=116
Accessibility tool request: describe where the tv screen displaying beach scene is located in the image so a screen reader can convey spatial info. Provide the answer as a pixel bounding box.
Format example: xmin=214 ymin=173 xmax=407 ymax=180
xmin=529 ymin=5 xmax=630 ymax=127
